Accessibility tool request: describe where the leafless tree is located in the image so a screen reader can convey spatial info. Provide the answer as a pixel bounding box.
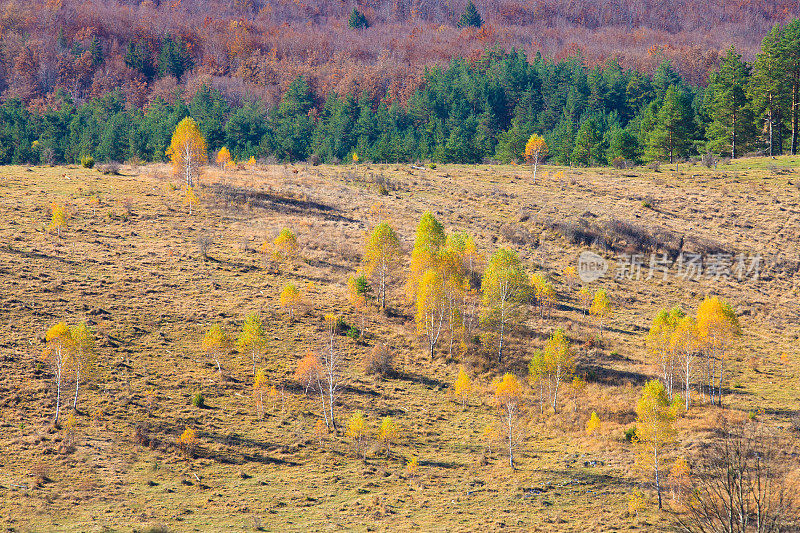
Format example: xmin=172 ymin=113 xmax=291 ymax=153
xmin=678 ymin=419 xmax=799 ymax=533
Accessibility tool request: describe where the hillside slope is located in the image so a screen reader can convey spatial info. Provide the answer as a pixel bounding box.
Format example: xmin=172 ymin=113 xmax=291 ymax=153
xmin=1 ymin=160 xmax=799 ymax=531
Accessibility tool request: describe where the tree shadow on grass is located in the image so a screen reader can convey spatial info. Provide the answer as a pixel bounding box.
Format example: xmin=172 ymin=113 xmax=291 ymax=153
xmin=394 ymin=371 xmax=448 ymax=390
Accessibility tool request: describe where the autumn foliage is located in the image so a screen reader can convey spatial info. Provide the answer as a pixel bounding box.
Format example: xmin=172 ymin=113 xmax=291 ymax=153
xmin=166 ymin=117 xmax=208 ymax=187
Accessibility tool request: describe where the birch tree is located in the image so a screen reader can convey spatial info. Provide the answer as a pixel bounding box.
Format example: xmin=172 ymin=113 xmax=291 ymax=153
xmin=634 ymin=379 xmax=679 ymax=509
xmin=362 ymin=222 xmax=401 ymax=309
xmin=480 ymin=248 xmax=529 ymax=363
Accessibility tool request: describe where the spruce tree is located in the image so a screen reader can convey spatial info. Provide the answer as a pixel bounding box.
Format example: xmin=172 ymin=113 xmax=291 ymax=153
xmin=348 ymin=8 xmax=369 ymax=29
xmin=458 ymin=1 xmax=483 ymax=28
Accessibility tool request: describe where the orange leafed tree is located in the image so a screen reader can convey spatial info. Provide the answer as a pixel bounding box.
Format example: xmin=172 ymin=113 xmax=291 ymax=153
xmin=166 ymin=117 xmax=208 ymax=187
xmin=524 ymin=134 xmax=548 ymax=183
xmin=295 ymin=352 xmax=329 ymax=428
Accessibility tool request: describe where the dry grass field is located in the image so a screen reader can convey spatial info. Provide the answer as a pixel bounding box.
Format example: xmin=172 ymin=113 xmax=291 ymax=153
xmin=1 ymin=158 xmax=799 ymax=532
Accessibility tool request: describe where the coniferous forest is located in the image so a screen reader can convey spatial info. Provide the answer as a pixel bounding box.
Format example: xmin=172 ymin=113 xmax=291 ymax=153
xmin=2 ymin=0 xmax=800 ymax=165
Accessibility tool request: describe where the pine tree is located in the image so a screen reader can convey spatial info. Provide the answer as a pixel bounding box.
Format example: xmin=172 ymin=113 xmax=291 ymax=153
xmin=705 ymin=47 xmax=755 ymax=159
xmin=89 ymin=35 xmax=103 ymax=67
xmin=647 ymin=85 xmax=691 ymax=163
xmin=571 ymin=119 xmax=602 ymax=165
xmin=780 ymin=19 xmax=800 ymax=155
xmin=749 ymin=25 xmax=788 ymax=156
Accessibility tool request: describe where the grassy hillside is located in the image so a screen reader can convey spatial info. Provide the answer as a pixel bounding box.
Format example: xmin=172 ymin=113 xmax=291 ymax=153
xmin=1 ymin=159 xmax=799 ymax=532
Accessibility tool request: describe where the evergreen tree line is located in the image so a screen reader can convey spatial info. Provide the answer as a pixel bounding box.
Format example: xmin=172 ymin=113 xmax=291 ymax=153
xmin=4 ymin=21 xmax=800 ymax=166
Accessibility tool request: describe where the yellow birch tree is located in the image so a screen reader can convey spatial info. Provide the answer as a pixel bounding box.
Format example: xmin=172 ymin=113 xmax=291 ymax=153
xmin=633 ymin=379 xmax=679 ymax=509
xmin=166 ymin=117 xmax=208 ymax=187
xmin=237 ymin=313 xmax=266 ymax=376
xmin=362 ymin=222 xmax=401 ymax=309
xmin=525 ymin=134 xmax=548 ymax=183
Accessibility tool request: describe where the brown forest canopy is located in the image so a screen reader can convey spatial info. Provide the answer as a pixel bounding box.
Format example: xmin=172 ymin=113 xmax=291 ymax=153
xmin=1 ymin=0 xmax=798 ymax=107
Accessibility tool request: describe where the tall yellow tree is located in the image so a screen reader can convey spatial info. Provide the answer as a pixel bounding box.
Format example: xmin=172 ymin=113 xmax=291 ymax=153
xmin=69 ymin=321 xmax=95 ymax=412
xmin=321 ymin=314 xmax=345 ymax=433
xmin=415 ymin=268 xmax=447 ymax=358
xmin=166 ymin=117 xmax=208 ymax=187
xmin=42 ymin=322 xmax=73 ymax=425
xmin=589 ymin=288 xmax=611 ymax=338
xmin=578 ymin=287 xmax=592 ymax=316
xmin=634 ymin=379 xmax=679 ymax=509
xmin=407 ymin=211 xmax=446 ymax=298
xmin=645 ymin=307 xmax=684 ymax=400
xmin=216 ymin=146 xmax=232 ymax=167
xmin=494 ymin=373 xmax=523 ymax=469
xmin=539 ymin=328 xmax=574 ymax=413
xmin=696 ymin=296 xmax=740 ymax=406
xmin=453 ymin=367 xmax=472 ymax=407
xmin=481 ymin=248 xmax=530 ymax=363
xmin=50 ymin=202 xmax=67 ymax=237
xmin=237 ymin=313 xmax=266 ymax=376
xmin=362 ymin=222 xmax=401 ymax=309
xmin=525 ymin=133 xmax=548 ymax=183
xmin=671 ymin=314 xmax=699 ymax=411
xmin=202 ymin=323 xmax=230 ymax=378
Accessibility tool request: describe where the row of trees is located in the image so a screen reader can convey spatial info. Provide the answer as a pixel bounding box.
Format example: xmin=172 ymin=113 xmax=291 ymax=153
xmin=645 ymin=296 xmax=741 ymax=410
xmin=9 ymin=21 xmax=800 ymax=167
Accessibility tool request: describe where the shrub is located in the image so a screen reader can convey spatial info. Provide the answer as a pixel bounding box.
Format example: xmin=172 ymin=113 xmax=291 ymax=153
xmin=98 ymin=162 xmax=120 ymax=175
xmin=624 ymin=426 xmax=637 ymax=442
xmin=81 ymin=155 xmax=95 ymax=168
xmin=346 ymin=326 xmax=360 ymax=340
xmin=611 ymin=156 xmax=627 ymax=169
xmin=646 ymin=160 xmax=660 ymax=171
xmin=191 ymin=392 xmax=205 ymax=408
xmin=364 ymin=343 xmax=393 ymax=376
xmin=701 ymin=151 xmax=716 ymax=168
xmin=378 ymin=183 xmax=389 ymax=196
xmin=405 ymin=456 xmax=419 ymax=477
xmin=176 ymin=427 xmax=198 ymax=458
